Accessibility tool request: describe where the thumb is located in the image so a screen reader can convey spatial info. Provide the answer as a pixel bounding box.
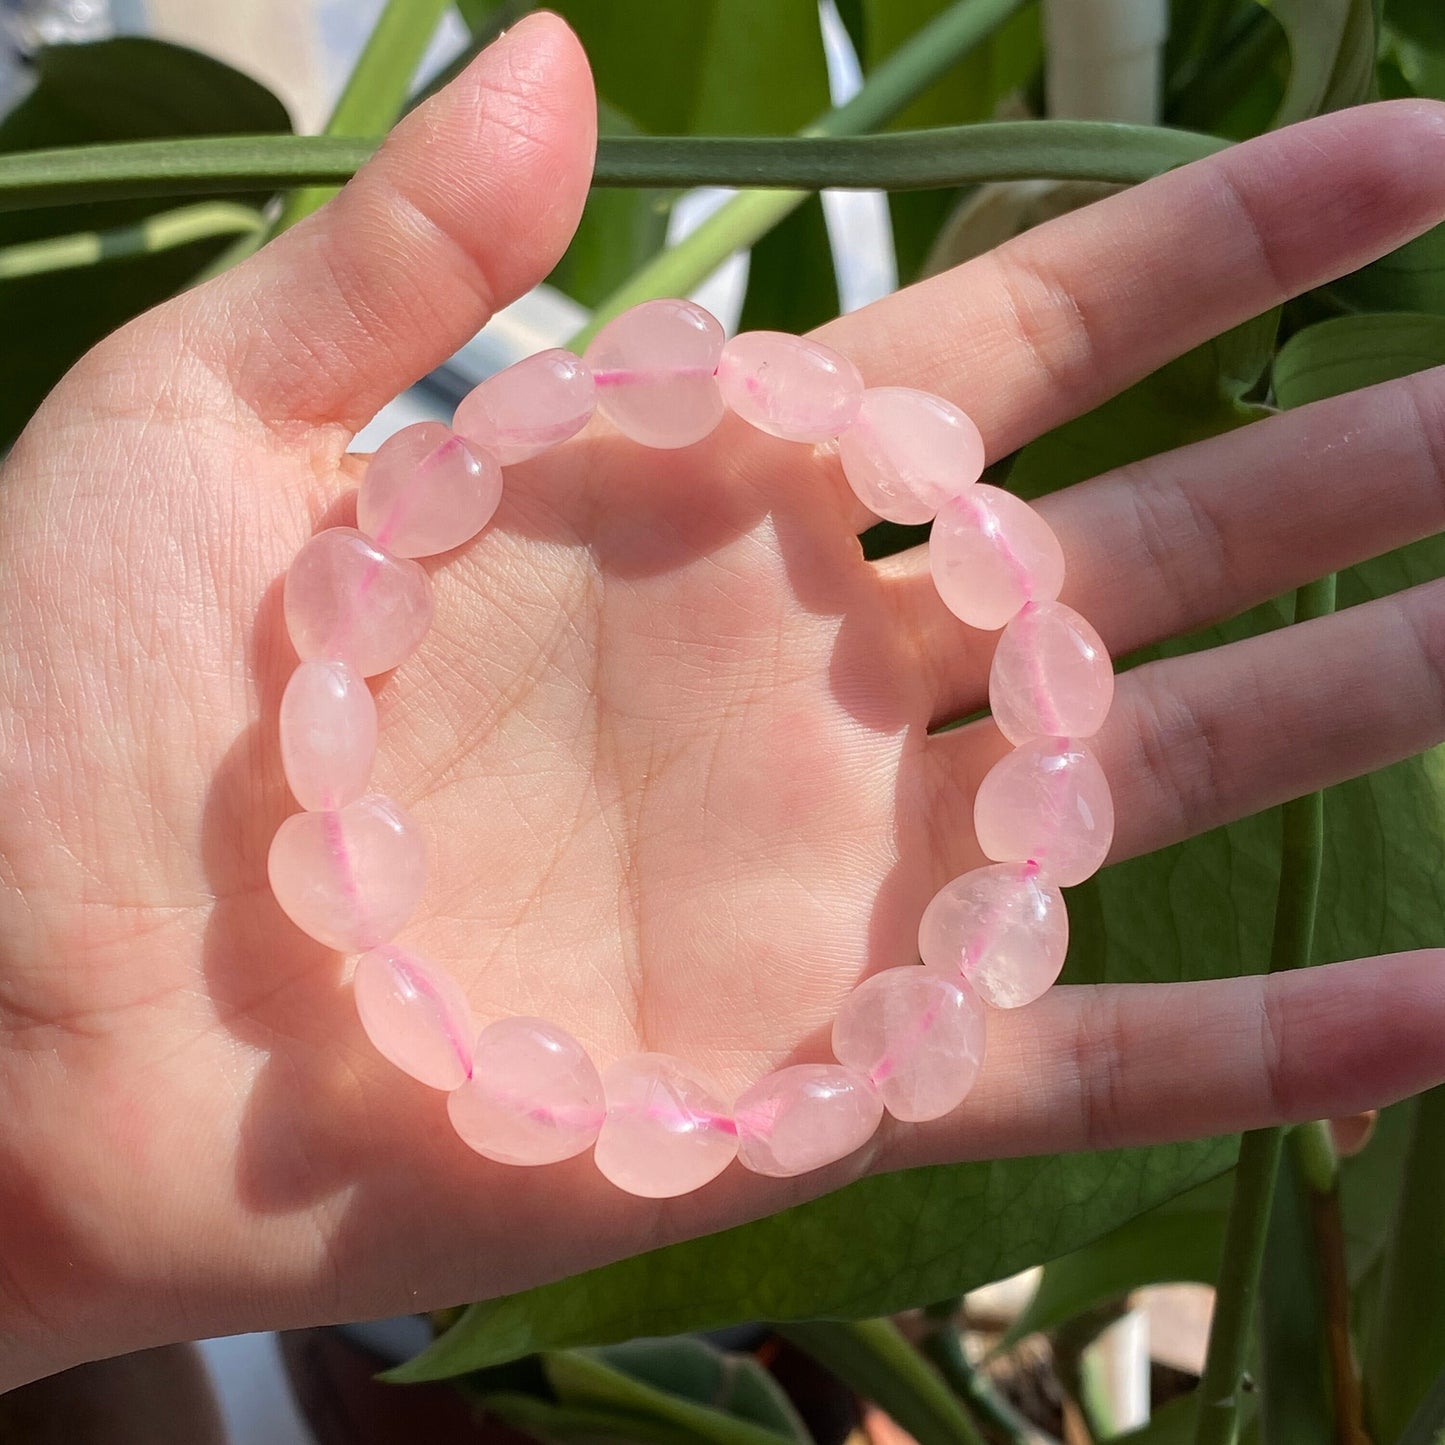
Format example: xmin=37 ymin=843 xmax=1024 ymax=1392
xmin=182 ymin=13 xmax=596 ymax=434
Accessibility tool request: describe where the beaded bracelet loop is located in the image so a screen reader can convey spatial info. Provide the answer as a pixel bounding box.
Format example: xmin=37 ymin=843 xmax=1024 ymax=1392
xmin=267 ymin=298 xmax=1115 ymax=1199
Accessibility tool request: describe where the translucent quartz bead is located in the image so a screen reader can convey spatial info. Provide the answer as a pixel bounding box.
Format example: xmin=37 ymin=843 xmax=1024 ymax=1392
xmin=989 ymin=601 xmax=1114 ymax=745
xmin=831 ymin=969 xmax=985 ymax=1123
xmin=353 ymin=944 xmax=474 ymax=1090
xmin=929 ymin=486 xmax=1066 ymax=631
xmin=716 ymin=331 xmax=863 ymax=442
xmin=267 ymin=793 xmax=425 ymax=952
xmin=356 ymin=422 xmax=502 ymax=559
xmin=448 ymin=1017 xmax=605 ymax=1166
xmin=583 ymin=299 xmax=725 ymax=449
xmin=278 ymin=659 xmax=378 ymax=811
xmin=594 ymin=1053 xmax=738 ymax=1197
xmin=919 ymin=863 xmax=1069 ymax=1009
xmin=734 ymin=1064 xmax=882 ymax=1178
xmin=837 ymin=387 xmax=986 ymax=524
xmin=973 ymin=737 xmax=1115 ymax=887
xmin=284 ymin=527 xmax=433 ymax=677
xmin=452 ymin=349 xmax=597 ymax=464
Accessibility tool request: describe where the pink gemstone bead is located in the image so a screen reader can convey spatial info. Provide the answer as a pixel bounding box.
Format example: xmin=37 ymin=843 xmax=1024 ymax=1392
xmin=989 ymin=601 xmax=1114 ymax=745
xmin=353 ymin=944 xmax=474 ymax=1090
xmin=831 ymin=969 xmax=985 ymax=1123
xmin=716 ymin=331 xmax=863 ymax=442
xmin=267 ymin=793 xmax=425 ymax=952
xmin=278 ymin=659 xmax=378 ymax=811
xmin=284 ymin=527 xmax=433 ymax=677
xmin=919 ymin=863 xmax=1069 ymax=1009
xmin=973 ymin=738 xmax=1115 ymax=887
xmin=356 ymin=422 xmax=502 ymax=559
xmin=452 ymin=349 xmax=597 ymax=464
xmin=593 ymin=1053 xmax=737 ymax=1197
xmin=929 ymin=486 xmax=1066 ymax=631
xmin=837 ymin=387 xmax=987 ymax=524
xmin=449 ymin=1018 xmax=605 ymax=1166
xmin=734 ymin=1064 xmax=882 ymax=1178
xmin=583 ymin=299 xmax=725 ymax=449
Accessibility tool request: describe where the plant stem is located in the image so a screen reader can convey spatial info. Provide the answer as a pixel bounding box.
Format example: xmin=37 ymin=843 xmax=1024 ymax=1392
xmin=1193 ymin=573 xmax=1336 ymax=1445
xmin=0 ymin=124 xmax=1226 ymax=217
xmin=779 ymin=1319 xmax=988 ymax=1445
xmin=270 ymin=0 xmax=451 ymax=235
xmin=0 ymin=201 xmax=260 ymax=279
xmin=918 ymin=1302 xmax=1033 ymax=1443
xmin=568 ymin=0 xmax=1027 ymax=346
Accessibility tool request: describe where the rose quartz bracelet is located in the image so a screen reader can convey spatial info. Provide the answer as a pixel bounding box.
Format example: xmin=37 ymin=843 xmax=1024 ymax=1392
xmin=267 ymin=299 xmax=1115 ymax=1199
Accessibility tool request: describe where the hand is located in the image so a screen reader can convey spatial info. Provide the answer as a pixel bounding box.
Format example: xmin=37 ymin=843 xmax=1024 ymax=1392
xmin=3 ymin=14 xmax=1444 ymax=1388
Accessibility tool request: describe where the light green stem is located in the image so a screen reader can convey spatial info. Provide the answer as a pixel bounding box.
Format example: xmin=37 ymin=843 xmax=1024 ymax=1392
xmin=1191 ymin=573 xmax=1337 ymax=1445
xmin=0 ymin=201 xmax=260 ymax=279
xmin=568 ymin=0 xmax=1028 ymax=345
xmin=779 ymin=1320 xmax=988 ymax=1445
xmin=270 ymin=0 xmax=451 ymax=234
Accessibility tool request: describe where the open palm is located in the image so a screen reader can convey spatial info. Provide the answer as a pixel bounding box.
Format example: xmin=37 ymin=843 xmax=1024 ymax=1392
xmin=4 ymin=16 xmax=1445 ymax=1387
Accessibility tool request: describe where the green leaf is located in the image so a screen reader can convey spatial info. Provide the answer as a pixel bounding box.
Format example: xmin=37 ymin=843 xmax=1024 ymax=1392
xmin=1329 ymin=225 xmax=1445 ymax=315
xmin=1273 ymin=312 xmax=1445 ymax=405
xmin=389 ymin=1138 xmax=1236 ymax=1378
xmin=1396 ymin=1362 xmax=1445 ymax=1445
xmin=551 ymin=0 xmax=830 ymax=137
xmin=859 ymin=0 xmax=1043 ymax=281
xmin=1260 ymin=0 xmax=1378 ymax=124
xmin=996 ymin=1180 xmax=1228 ymax=1352
xmin=1386 ymin=0 xmax=1445 ymax=52
xmin=738 ymin=195 xmax=840 ymax=333
xmin=1166 ymin=9 xmax=1288 ymax=140
xmin=547 ymin=102 xmax=675 ymax=309
xmin=0 ymin=37 xmax=290 ymax=447
xmin=1365 ymin=1087 xmax=1445 ymax=1442
xmin=573 ymin=1338 xmax=810 ymax=1444
xmin=530 ymin=1347 xmax=805 ymax=1445
xmin=778 ymin=1320 xmax=985 ymax=1445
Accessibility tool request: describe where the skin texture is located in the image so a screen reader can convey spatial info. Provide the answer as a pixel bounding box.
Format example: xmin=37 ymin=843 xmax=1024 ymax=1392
xmin=3 ymin=15 xmax=1445 ymax=1388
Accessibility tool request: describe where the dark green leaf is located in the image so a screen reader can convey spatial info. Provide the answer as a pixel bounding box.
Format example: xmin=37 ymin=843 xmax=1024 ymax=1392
xmin=550 ymin=1 xmax=829 ymax=137
xmin=0 ymin=37 xmax=290 ymax=447
xmin=1329 ymin=225 xmax=1445 ymax=315
xmin=480 ymin=1392 xmax=754 ymax=1445
xmin=389 ymin=1138 xmax=1236 ymax=1377
xmin=1261 ymin=0 xmax=1378 ymax=124
xmin=1395 ymin=1362 xmax=1445 ymax=1445
xmin=738 ymin=195 xmax=839 ymax=334
xmin=778 ymin=1320 xmax=985 ymax=1445
xmin=579 ymin=1338 xmax=810 ymax=1444
xmin=1166 ymin=9 xmax=1288 ymax=139
xmin=1386 ymin=0 xmax=1445 ymax=52
xmin=1272 ymin=312 xmax=1445 ymax=407
xmin=860 ymin=0 xmax=1042 ymax=281
xmin=1365 ymin=1087 xmax=1445 ymax=1442
xmin=996 ymin=1181 xmax=1228 ymax=1351
xmin=537 ymin=1348 xmax=805 ymax=1445
xmin=548 ymin=102 xmax=674 ymax=309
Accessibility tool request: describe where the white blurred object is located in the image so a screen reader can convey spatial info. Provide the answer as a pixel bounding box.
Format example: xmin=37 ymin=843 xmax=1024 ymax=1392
xmin=197 ymin=1334 xmax=313 ymax=1445
xmin=3 ymin=0 xmax=110 ymax=51
xmin=1043 ymin=0 xmax=1169 ymax=123
xmin=1086 ymin=1307 xmax=1151 ymax=1432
